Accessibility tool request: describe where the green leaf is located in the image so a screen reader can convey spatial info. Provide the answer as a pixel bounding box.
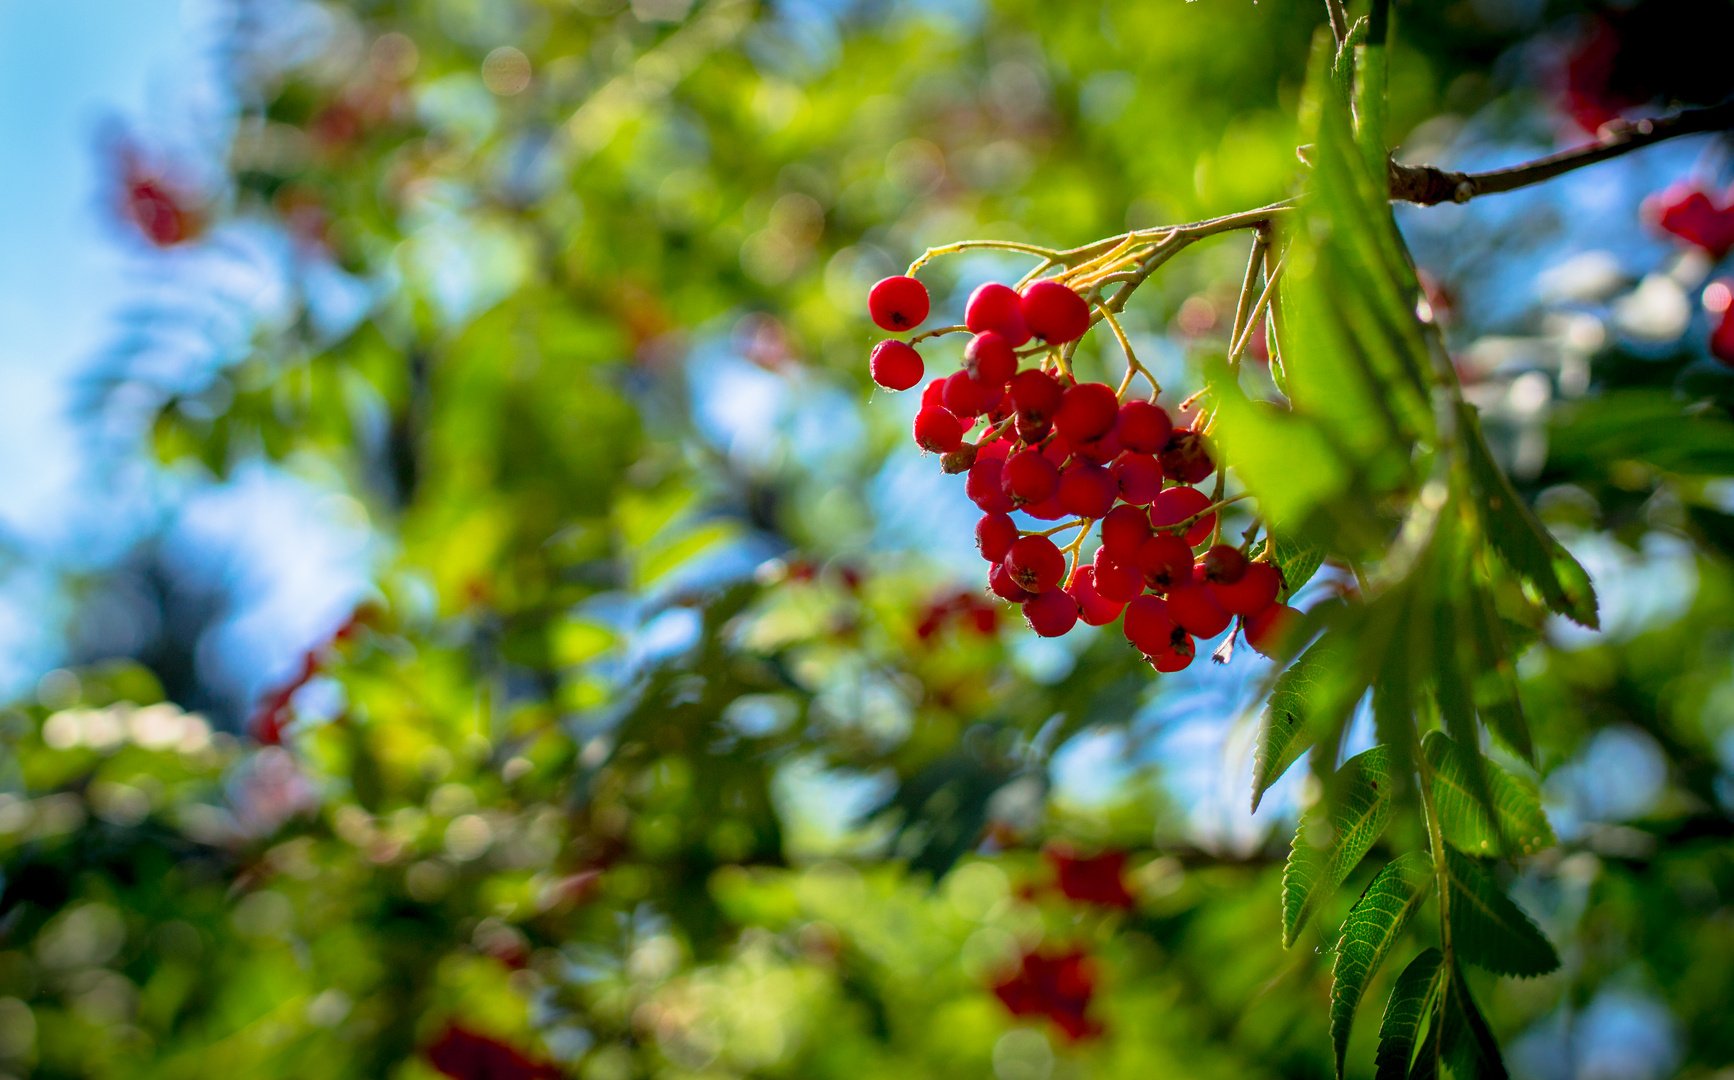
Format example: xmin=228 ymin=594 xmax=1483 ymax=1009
xmin=1354 ymin=0 xmax=1392 ymax=182
xmin=1331 ymin=852 xmax=1433 ymax=1076
xmin=1283 ymin=746 xmax=1396 ymax=947
xmin=1440 ymin=963 xmax=1510 ymax=1079
xmin=1460 ymin=403 xmax=1598 ymax=628
xmin=1444 ymin=845 xmax=1560 ymax=976
xmin=1253 ymin=604 xmax=1381 ymax=811
xmin=1465 ymin=581 xmax=1534 ymax=763
xmin=1423 ymin=732 xmax=1555 ymax=857
xmin=1271 ymin=531 xmax=1325 ymax=600
xmin=1375 ymin=947 xmax=1442 ymax=1080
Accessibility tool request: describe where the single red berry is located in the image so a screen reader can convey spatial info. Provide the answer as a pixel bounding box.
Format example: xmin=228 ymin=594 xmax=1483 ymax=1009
xmin=1015 ymin=414 xmax=1052 ymax=444
xmin=1091 ymin=547 xmax=1143 ymax=604
xmin=869 ymin=275 xmax=931 ymax=331
xmin=1066 ymin=567 xmax=1125 ymax=627
xmin=869 ymin=340 xmax=924 ymax=391
xmin=1152 ymin=635 xmax=1195 ymax=672
xmin=978 ymin=436 xmax=1013 ymax=462
xmin=1166 ymin=582 xmax=1230 ymax=638
xmin=1020 ymin=280 xmax=1091 ymax=343
xmin=1150 ymin=486 xmax=1215 ymax=547
xmin=1213 ymin=561 xmax=1282 ymax=616
xmin=1713 ymin=303 xmax=1734 ymax=366
xmin=965 ymin=331 xmax=1018 ymax=385
xmin=1006 ymin=535 xmax=1066 ymax=594
xmin=125 ymin=175 xmax=200 ymax=246
xmin=914 ymin=406 xmax=964 ymax=454
xmin=1009 ymin=369 xmax=1065 ymax=422
xmin=1110 ymin=453 xmax=1163 ymax=505
xmin=1122 ymin=595 xmax=1174 ymax=655
xmin=965 ymin=597 xmax=999 ymax=636
xmin=1202 ymin=544 xmax=1249 ymax=585
xmin=1057 ymin=463 xmax=1118 ymax=519
xmin=1071 ymin=428 xmax=1121 ymax=466
xmin=944 ymin=369 xmax=996 ymax=417
xmin=1647 ymin=183 xmax=1734 ymax=259
xmin=1024 ymin=493 xmax=1068 ymax=520
xmin=1135 ymin=533 xmax=1195 ymax=593
xmin=977 ymin=512 xmax=1019 ymax=563
xmin=921 ymin=379 xmax=946 ymax=409
xmin=967 ymin=457 xmax=1016 ymax=513
xmin=1158 ymin=429 xmax=1214 ymax=485
xmin=1024 ymin=588 xmax=1081 ymax=637
xmin=1002 ymin=448 xmax=1061 ymax=504
xmin=966 ymin=282 xmax=1032 ymax=345
xmin=990 ymin=561 xmax=1032 ymax=602
xmin=1054 ymin=382 xmax=1119 ymax=444
xmin=1245 ymin=602 xmax=1300 ymax=657
xmin=1116 ymin=400 xmax=1173 ymax=454
xmin=1099 ymin=504 xmax=1152 ymax=565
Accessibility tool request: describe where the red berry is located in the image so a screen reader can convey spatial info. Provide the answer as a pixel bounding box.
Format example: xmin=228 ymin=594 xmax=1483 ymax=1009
xmin=1057 ymin=463 xmax=1117 ymax=519
xmin=1166 ymin=582 xmax=1230 ymax=638
xmin=1135 ymin=533 xmax=1195 ymax=593
xmin=1110 ymin=453 xmax=1163 ymax=505
xmin=965 ymin=331 xmax=1018 ymax=385
xmin=1116 ymin=401 xmax=1173 ymax=454
xmin=921 ymin=379 xmax=946 ymax=408
xmin=1158 ymin=429 xmax=1214 ymax=485
xmin=967 ymin=457 xmax=1016 ymax=513
xmin=1006 ymin=535 xmax=1066 ymax=593
xmin=1099 ymin=504 xmax=1152 ymax=565
xmin=1009 ymin=369 xmax=1064 ymax=422
xmin=944 ymin=369 xmax=996 ymax=416
xmin=1071 ymin=428 xmax=1121 ymax=465
xmin=1024 ymin=493 xmax=1068 ymax=520
xmin=977 ymin=512 xmax=1018 ymax=563
xmin=913 ymin=406 xmax=964 ymax=453
xmin=1091 ymin=547 xmax=1143 ymax=603
xmin=1152 ymin=635 xmax=1195 ymax=672
xmin=1054 ymin=382 xmax=1119 ymax=444
xmin=1150 ymin=486 xmax=1215 ymax=547
xmin=1245 ymin=602 xmax=1300 ymax=657
xmin=1122 ymin=595 xmax=1175 ymax=655
xmin=978 ymin=436 xmax=1013 ymax=462
xmin=990 ymin=561 xmax=1032 ymax=602
xmin=1212 ymin=561 xmax=1282 ymax=616
xmin=1002 ymin=448 xmax=1060 ymax=504
xmin=1202 ymin=544 xmax=1249 ymax=585
xmin=965 ymin=282 xmax=1031 ymax=345
xmin=1066 ymin=567 xmax=1125 ymax=627
xmin=869 ymin=340 xmax=924 ymax=391
xmin=1020 ymin=280 xmax=1091 ymax=343
xmin=1015 ymin=414 xmax=1052 ymax=444
xmin=869 ymin=275 xmax=930 ymax=331
xmin=124 ymin=175 xmax=200 ymax=246
xmin=1024 ymin=588 xmax=1080 ymax=637
xmin=1648 ymin=183 xmax=1734 ymax=259
xmin=1714 ymin=302 xmax=1734 ymax=366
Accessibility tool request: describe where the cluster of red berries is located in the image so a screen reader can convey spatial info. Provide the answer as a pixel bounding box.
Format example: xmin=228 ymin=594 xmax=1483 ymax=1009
xmin=868 ymin=274 xmax=1298 ymax=670
xmin=991 ymin=946 xmax=1101 ymax=1041
xmin=915 ymin=589 xmax=1001 ymax=640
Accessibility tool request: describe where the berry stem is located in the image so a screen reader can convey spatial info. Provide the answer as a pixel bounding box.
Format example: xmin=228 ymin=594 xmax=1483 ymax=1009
xmin=1227 ymin=248 xmax=1289 ymax=367
xmin=907 ymin=239 xmax=1062 ymax=275
xmin=1026 ymin=518 xmax=1088 ymax=539
xmin=908 ymin=324 xmax=970 ymax=344
xmin=1099 ymin=307 xmax=1159 ymax=400
xmin=1229 ymin=229 xmax=1271 ymax=354
xmin=1162 ymin=492 xmax=1252 ymax=534
xmin=1208 ymin=468 xmax=1229 ymax=546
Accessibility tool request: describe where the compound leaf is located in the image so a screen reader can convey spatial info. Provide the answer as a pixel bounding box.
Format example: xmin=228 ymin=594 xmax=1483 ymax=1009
xmin=1375 ymin=947 xmax=1442 ymax=1080
xmin=1423 ymin=732 xmax=1554 ymax=857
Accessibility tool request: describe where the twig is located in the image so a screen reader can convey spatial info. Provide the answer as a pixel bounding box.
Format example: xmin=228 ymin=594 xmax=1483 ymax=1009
xmin=1227 ymin=249 xmax=1288 ymax=366
xmin=1324 ymin=0 xmax=1350 ymax=46
xmin=909 ymin=324 xmax=969 ymax=344
xmin=1390 ymin=100 xmax=1734 ymax=206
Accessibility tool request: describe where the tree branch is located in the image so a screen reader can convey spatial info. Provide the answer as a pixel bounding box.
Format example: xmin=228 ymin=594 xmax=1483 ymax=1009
xmin=1391 ymin=100 xmax=1734 ymax=206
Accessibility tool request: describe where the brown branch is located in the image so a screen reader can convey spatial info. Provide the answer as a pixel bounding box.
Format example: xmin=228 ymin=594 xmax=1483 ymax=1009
xmin=1391 ymin=100 xmax=1734 ymax=206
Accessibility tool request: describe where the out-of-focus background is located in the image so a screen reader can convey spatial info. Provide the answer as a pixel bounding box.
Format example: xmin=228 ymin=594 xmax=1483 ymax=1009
xmin=1 ymin=0 xmax=1733 ymax=1077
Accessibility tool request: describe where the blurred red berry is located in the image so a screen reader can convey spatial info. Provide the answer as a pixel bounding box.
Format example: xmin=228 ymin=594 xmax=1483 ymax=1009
xmin=991 ymin=948 xmax=1102 ymax=1041
xmin=426 ymin=1027 xmax=559 ymax=1080
xmin=1714 ymin=303 xmax=1734 ymax=365
xmin=966 ymin=282 xmax=1032 ymax=345
xmin=123 ymin=173 xmax=201 ymax=247
xmin=1021 ymin=280 xmax=1092 ymax=343
xmin=869 ymin=275 xmax=930 ymax=331
xmin=1166 ymin=581 xmax=1231 ymax=639
xmin=1202 ymin=544 xmax=1248 ymax=585
xmin=1047 ymin=845 xmax=1136 ymax=908
xmin=1245 ymin=602 xmax=1300 ymax=657
xmin=1647 ymin=182 xmax=1734 ymax=259
xmin=869 ymin=340 xmax=924 ymax=390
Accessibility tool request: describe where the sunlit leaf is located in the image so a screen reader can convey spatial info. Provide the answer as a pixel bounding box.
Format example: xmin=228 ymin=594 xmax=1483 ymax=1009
xmin=1423 ymin=733 xmax=1554 ymax=858
xmin=1283 ymin=746 xmax=1395 ymax=946
xmin=1253 ymin=625 xmax=1372 ymax=811
xmin=1331 ymin=851 xmax=1432 ymax=1076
